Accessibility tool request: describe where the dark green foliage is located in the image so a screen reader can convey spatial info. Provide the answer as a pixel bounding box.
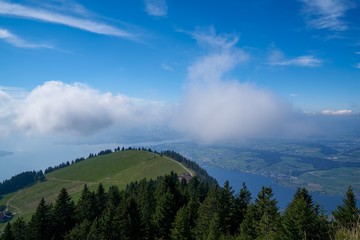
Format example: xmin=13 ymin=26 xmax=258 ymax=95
xmin=255 ymin=186 xmax=281 ymax=239
xmin=86 ymin=218 xmax=105 ymax=240
xmin=239 ymin=204 xmax=258 ymax=240
xmin=64 ymin=219 xmax=92 ymax=240
xmin=0 ymin=171 xmax=41 ymax=196
xmin=235 ymin=182 xmax=251 ymax=228
xmin=206 ymin=213 xmax=222 ymax=240
xmin=282 ymin=188 xmax=329 ymax=240
xmin=118 ymin=197 xmax=142 ymax=239
xmin=333 ymin=185 xmax=359 ymax=229
xmin=152 ymin=172 xmax=183 ymax=239
xmin=186 ymin=176 xmax=209 ymax=202
xmin=95 ymin=183 xmax=107 ymax=216
xmin=11 ymin=218 xmax=27 ymax=240
xmin=153 ymin=188 xmax=176 ymax=239
xmin=219 ymin=181 xmax=237 ymax=235
xmin=98 ymin=206 xmax=120 ymax=240
xmin=106 ymin=185 xmax=121 ymax=208
xmin=171 ymin=200 xmax=198 ymax=240
xmin=136 ymin=179 xmax=156 ymax=239
xmin=161 ymin=150 xmax=217 ymax=185
xmin=76 ymin=184 xmax=97 ymax=222
xmin=53 ymin=188 xmax=76 ymax=240
xmin=26 ymin=198 xmax=53 ymax=240
xmin=195 ymin=185 xmax=221 ymax=239
xmin=1 ymin=222 xmax=14 ymax=240
xmin=239 ymin=186 xmax=281 ymax=240
xmin=4 ymin=157 xmax=349 ymax=240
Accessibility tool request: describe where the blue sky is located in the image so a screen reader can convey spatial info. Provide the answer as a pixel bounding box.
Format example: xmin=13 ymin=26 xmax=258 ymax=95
xmin=0 ymin=0 xmax=360 ymax=146
xmin=0 ymin=0 xmax=359 ymax=106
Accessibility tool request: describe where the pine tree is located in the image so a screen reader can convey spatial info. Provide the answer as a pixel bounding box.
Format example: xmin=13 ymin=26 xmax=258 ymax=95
xmin=106 ymin=185 xmax=121 ymax=208
xmin=98 ymin=206 xmax=121 ymax=240
xmin=136 ymin=179 xmax=156 ymax=239
xmin=27 ymin=198 xmax=54 ymax=240
xmin=282 ymin=188 xmax=329 ymax=240
xmin=254 ymin=186 xmax=281 ymax=239
xmin=171 ymin=205 xmax=193 ymax=240
xmin=98 ymin=185 xmax=123 ymax=240
xmin=239 ymin=204 xmax=258 ymax=240
xmin=1 ymin=222 xmax=14 ymax=240
xmin=235 ymin=182 xmax=251 ymax=228
xmin=152 ymin=188 xmax=176 ymax=239
xmin=219 ymin=180 xmax=237 ymax=235
xmin=76 ymin=184 xmax=97 ymax=222
xmin=53 ymin=188 xmax=76 ymax=240
xmin=195 ymin=185 xmax=221 ymax=240
xmin=95 ymin=183 xmax=107 ymax=216
xmin=118 ymin=197 xmax=143 ymax=240
xmin=333 ymin=185 xmax=359 ymax=229
xmin=206 ymin=213 xmax=222 ymax=240
xmin=87 ymin=218 xmax=105 ymax=240
xmin=11 ymin=217 xmax=27 ymax=240
xmin=64 ymin=220 xmax=92 ymax=240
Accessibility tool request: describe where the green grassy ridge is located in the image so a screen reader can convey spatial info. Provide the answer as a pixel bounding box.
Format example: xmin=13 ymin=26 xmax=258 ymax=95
xmin=0 ymin=150 xmax=190 ymax=223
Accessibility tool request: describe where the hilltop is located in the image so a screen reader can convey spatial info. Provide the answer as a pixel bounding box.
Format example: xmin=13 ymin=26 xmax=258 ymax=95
xmin=0 ymin=149 xmax=358 ymax=239
xmin=0 ymin=149 xmax=194 ymax=222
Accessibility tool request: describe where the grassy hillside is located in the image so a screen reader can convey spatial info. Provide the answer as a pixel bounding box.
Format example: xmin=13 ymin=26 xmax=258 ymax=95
xmin=0 ymin=150 xmax=190 ymax=223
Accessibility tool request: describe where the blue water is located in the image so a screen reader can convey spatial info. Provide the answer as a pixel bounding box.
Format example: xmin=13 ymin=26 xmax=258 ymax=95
xmin=205 ymin=165 xmax=343 ymax=213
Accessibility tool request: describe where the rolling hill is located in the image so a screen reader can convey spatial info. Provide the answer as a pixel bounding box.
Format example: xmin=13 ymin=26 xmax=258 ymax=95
xmin=0 ymin=150 xmax=192 ymax=223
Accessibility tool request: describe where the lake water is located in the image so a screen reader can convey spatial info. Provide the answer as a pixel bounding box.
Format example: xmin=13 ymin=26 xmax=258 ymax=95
xmin=205 ymin=165 xmax=344 ymax=214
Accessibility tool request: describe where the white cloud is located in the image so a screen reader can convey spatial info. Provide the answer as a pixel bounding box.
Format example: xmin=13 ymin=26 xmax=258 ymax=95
xmin=321 ymin=109 xmax=353 ymax=115
xmin=144 ymin=0 xmax=168 ymax=17
xmin=268 ymin=49 xmax=322 ymax=67
xmin=173 ymin=29 xmax=295 ymax=142
xmin=175 ymin=81 xmax=291 ymax=143
xmin=38 ymin=0 xmax=93 ymax=17
xmin=300 ymin=0 xmax=354 ymax=31
xmin=190 ymin=27 xmax=239 ymax=50
xmin=187 ymin=28 xmax=249 ymax=84
xmin=187 ymin=51 xmax=248 ymax=84
xmin=0 ymin=1 xmax=134 ymax=39
xmin=0 ymin=28 xmax=52 ymax=48
xmin=10 ymin=81 xmax=168 ymax=135
xmin=0 ymin=89 xmax=17 ymax=137
xmin=355 ymin=63 xmax=360 ymax=69
xmin=161 ymin=62 xmax=174 ymax=71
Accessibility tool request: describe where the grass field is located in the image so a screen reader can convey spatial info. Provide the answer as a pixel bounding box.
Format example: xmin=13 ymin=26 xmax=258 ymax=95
xmin=0 ymin=150 xmax=190 ymax=225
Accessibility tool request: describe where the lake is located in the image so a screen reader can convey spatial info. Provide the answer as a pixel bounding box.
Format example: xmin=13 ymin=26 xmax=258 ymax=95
xmin=205 ymin=165 xmax=344 ymax=214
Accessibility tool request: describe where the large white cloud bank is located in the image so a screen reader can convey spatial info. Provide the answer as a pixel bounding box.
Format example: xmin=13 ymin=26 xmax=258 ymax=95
xmin=5 ymin=81 xmax=168 ymax=136
xmin=173 ymin=29 xmax=294 ymax=142
xmin=1 ymin=29 xmax=340 ymax=143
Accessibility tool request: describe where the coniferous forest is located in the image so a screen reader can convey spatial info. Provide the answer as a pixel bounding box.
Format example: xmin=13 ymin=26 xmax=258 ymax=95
xmin=1 ymin=171 xmax=359 ymax=240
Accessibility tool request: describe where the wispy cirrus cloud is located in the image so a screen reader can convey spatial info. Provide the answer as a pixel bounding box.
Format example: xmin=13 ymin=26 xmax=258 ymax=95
xmin=268 ymin=49 xmax=322 ymax=67
xmin=355 ymin=63 xmax=360 ymax=69
xmin=0 ymin=1 xmax=135 ymax=39
xmin=0 ymin=28 xmax=52 ymax=48
xmin=144 ymin=0 xmax=168 ymax=17
xmin=161 ymin=62 xmax=174 ymax=71
xmin=190 ymin=26 xmax=239 ymax=50
xmin=300 ymin=0 xmax=354 ymax=31
xmin=186 ymin=27 xmax=249 ymax=84
xmin=321 ymin=109 xmax=353 ymax=115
